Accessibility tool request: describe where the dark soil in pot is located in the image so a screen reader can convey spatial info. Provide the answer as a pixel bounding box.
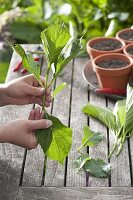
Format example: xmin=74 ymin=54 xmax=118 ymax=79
xmin=127 ymin=47 xmax=133 ymax=55
xmin=119 ymin=30 xmax=133 ymax=41
xmin=97 ymin=59 xmax=129 ymax=69
xmin=91 ymin=39 xmax=122 ymax=51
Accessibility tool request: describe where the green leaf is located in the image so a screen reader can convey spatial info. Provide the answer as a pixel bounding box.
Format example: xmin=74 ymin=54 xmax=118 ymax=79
xmin=123 ymin=85 xmax=133 ymax=136
xmin=82 ymin=126 xmax=103 ymax=147
xmin=74 ymin=154 xmax=91 ymax=172
xmin=10 ymin=22 xmax=41 ymax=43
xmin=36 ymin=114 xmax=72 ymax=164
xmin=113 ymin=99 xmax=126 ymax=128
xmin=41 ymin=19 xmax=71 ymax=65
xmin=52 ymin=82 xmax=67 ymax=98
xmin=74 ymin=154 xmax=111 ymax=178
xmin=35 ymin=124 xmax=52 ymax=154
xmin=82 ymin=103 xmax=118 ymax=133
xmin=9 ymin=43 xmax=41 ymax=83
xmin=54 ymin=38 xmax=82 ymax=78
xmin=9 ymin=43 xmax=25 ymax=57
xmin=84 ymin=158 xmax=111 ymax=178
xmin=105 ymin=19 xmax=118 ymax=37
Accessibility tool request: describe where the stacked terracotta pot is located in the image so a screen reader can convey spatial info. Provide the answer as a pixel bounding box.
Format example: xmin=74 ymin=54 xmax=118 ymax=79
xmin=86 ymin=28 xmax=133 ymax=90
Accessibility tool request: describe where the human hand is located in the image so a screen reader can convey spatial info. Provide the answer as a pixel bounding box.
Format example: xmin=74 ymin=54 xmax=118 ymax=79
xmin=4 ymin=74 xmax=52 ymax=106
xmin=0 ymin=107 xmax=52 ymax=149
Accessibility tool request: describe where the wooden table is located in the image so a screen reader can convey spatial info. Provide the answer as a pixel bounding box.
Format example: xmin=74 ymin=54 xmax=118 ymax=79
xmin=0 ymin=45 xmax=133 ymax=200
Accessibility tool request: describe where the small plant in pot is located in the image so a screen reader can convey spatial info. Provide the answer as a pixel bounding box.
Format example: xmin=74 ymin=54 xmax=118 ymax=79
xmin=116 ymin=28 xmax=133 ymax=44
xmin=92 ymin=53 xmax=132 ymax=90
xmin=86 ymin=37 xmax=125 ymax=60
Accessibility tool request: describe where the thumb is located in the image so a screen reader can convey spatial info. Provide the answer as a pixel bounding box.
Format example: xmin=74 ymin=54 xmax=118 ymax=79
xmin=28 ymin=86 xmax=45 ymax=96
xmin=28 ymin=119 xmax=52 ymax=130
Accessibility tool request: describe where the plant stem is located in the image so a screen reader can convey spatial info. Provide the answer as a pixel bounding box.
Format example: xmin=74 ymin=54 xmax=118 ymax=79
xmin=108 ymin=135 xmax=118 ymax=158
xmin=27 ymin=51 xmax=45 ymax=55
xmin=41 ymin=72 xmax=49 ymax=181
xmin=77 ymin=145 xmax=83 ymax=152
xmin=116 ymin=136 xmax=126 ymax=156
xmin=42 ymin=94 xmax=46 ymax=112
xmin=47 ymin=78 xmax=54 ymax=88
xmin=77 ymin=138 xmax=92 ymax=152
xmin=108 ymin=127 xmax=124 ymax=158
xmin=108 ymin=140 xmax=117 ymax=158
xmin=42 ymin=79 xmax=49 ymax=121
xmin=117 ymin=142 xmax=124 ymax=156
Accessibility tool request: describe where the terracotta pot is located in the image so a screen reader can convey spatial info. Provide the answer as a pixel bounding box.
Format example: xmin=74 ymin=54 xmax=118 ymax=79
xmin=86 ymin=37 xmax=125 ymax=60
xmin=123 ymin=43 xmax=133 ymax=81
xmin=92 ymin=53 xmax=132 ymax=89
xmin=116 ymin=28 xmax=133 ymax=44
xmin=123 ymin=43 xmax=133 ymax=58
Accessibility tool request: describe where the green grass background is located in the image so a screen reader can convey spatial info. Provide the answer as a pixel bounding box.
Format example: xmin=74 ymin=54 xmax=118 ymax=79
xmin=0 ymin=62 xmax=9 ymax=83
xmin=0 ymin=47 xmax=12 ymax=83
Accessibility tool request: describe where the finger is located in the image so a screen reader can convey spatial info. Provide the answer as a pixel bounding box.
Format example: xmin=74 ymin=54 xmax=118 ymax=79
xmin=40 ymin=111 xmax=44 ymax=119
xmin=31 ymin=75 xmax=45 ymax=87
xmin=33 ymin=97 xmax=51 ymax=107
xmin=34 ymin=107 xmax=41 ymax=120
xmin=45 ymin=95 xmax=52 ymax=103
xmin=40 ymin=76 xmax=45 ymax=87
xmin=35 ymin=94 xmax=52 ymax=103
xmin=33 ymin=97 xmax=42 ymax=106
xmin=23 ymin=74 xmax=38 ymax=86
xmin=45 ymin=88 xmax=52 ymax=96
xmin=28 ymin=109 xmax=35 ymax=120
xmin=28 ymin=85 xmax=45 ymax=96
xmin=44 ymin=102 xmax=50 ymax=107
xmin=28 ymin=119 xmax=52 ymax=130
xmin=30 ymin=74 xmax=39 ymax=87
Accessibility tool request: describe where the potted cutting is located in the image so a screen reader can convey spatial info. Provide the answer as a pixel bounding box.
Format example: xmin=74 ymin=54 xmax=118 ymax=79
xmin=92 ymin=53 xmax=132 ymax=90
xmin=116 ymin=28 xmax=133 ymax=44
xmin=86 ymin=37 xmax=125 ymax=60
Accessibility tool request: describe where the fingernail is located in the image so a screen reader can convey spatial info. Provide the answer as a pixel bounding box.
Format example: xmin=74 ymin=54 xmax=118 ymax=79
xmin=41 ymin=88 xmax=45 ymax=95
xmin=46 ymin=120 xmax=53 ymax=127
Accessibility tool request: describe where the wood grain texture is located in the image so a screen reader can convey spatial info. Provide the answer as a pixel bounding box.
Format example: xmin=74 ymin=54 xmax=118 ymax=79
xmin=22 ymin=55 xmax=46 ymax=187
xmin=108 ymin=99 xmax=131 ymax=186
xmin=66 ymin=58 xmax=88 ymax=187
xmin=0 ymin=45 xmax=38 ymax=199
xmin=89 ymin=92 xmax=108 ymax=187
xmin=1 ymin=44 xmax=133 ymax=199
xmin=44 ymin=61 xmax=73 ymax=186
xmin=17 ymin=186 xmax=133 ymax=200
xmin=130 ymin=137 xmax=133 ymax=186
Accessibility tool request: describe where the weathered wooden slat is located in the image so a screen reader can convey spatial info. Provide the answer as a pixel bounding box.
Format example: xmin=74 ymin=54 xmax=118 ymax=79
xmin=129 ymin=137 xmax=133 ymax=186
xmin=0 ymin=45 xmax=39 ymax=199
xmin=44 ymin=61 xmax=73 ymax=186
xmin=108 ymin=99 xmax=131 ymax=186
xmin=89 ymin=92 xmax=108 ymax=187
xmin=22 ymin=56 xmax=47 ymax=187
xmin=22 ymin=56 xmax=72 ymax=187
xmin=1 ymin=44 xmax=133 ymax=200
xmin=17 ymin=186 xmax=133 ymax=200
xmin=66 ymin=57 xmax=88 ymax=187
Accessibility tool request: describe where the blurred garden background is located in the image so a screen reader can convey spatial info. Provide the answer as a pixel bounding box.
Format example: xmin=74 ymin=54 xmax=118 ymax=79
xmin=0 ymin=0 xmax=133 ymax=83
